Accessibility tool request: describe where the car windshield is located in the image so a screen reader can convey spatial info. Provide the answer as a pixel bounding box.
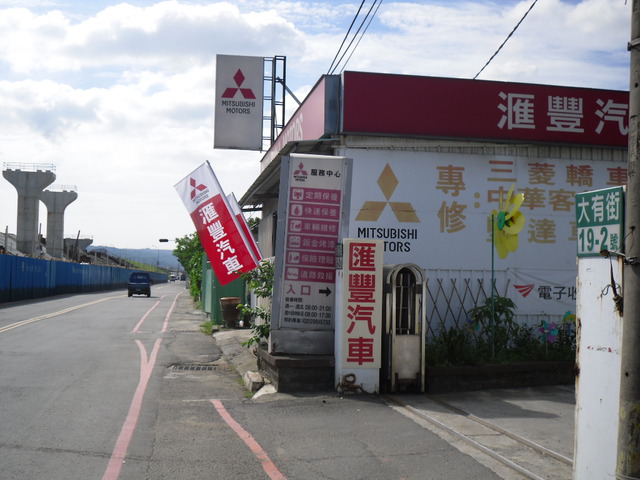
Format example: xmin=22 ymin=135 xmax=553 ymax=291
xmin=130 ymin=273 xmax=149 ymax=281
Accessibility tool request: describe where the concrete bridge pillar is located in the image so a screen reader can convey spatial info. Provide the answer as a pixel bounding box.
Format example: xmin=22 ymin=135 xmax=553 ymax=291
xmin=40 ymin=186 xmax=78 ymax=259
xmin=2 ymin=165 xmax=56 ymax=256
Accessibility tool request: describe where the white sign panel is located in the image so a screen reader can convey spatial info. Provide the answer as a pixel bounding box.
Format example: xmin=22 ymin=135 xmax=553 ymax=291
xmin=341 ymin=239 xmax=383 ymax=369
xmin=277 ymin=154 xmax=345 ymax=330
xmin=347 ymin=149 xmax=626 ymax=316
xmin=214 ymin=54 xmax=264 ymax=151
xmin=507 ymin=269 xmax=576 ymax=316
xmin=348 ymin=150 xmax=625 ymax=270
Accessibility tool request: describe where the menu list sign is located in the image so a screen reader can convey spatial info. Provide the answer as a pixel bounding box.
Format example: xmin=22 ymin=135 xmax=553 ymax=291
xmin=279 ymin=154 xmax=345 ymax=330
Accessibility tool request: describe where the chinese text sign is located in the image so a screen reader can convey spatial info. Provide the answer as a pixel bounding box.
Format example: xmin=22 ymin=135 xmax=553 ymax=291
xmin=341 ymin=239 xmax=383 ymax=369
xmin=277 ymin=154 xmax=345 ymax=330
xmin=576 ymin=186 xmax=624 ymax=257
xmin=175 ymin=162 xmax=259 ymax=285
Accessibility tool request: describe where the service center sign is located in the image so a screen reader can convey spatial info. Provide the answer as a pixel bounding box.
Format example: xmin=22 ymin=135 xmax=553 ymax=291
xmin=175 ymin=162 xmax=259 ymax=285
xmin=214 ymin=54 xmax=264 ymax=151
xmin=277 ymin=154 xmax=345 ymax=330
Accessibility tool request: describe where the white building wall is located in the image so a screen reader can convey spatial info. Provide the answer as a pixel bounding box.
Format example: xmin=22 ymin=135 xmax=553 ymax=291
xmin=338 ymin=139 xmax=626 ymax=333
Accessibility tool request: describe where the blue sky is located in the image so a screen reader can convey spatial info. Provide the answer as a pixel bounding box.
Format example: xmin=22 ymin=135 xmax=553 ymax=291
xmin=0 ymin=0 xmax=631 ymax=248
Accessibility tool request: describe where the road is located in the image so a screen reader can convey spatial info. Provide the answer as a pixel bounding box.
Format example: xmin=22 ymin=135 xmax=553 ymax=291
xmin=0 ymin=282 xmax=509 ymax=480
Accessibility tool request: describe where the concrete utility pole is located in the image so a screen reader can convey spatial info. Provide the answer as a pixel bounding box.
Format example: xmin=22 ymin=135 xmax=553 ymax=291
xmin=618 ymin=2 xmax=640 ymax=477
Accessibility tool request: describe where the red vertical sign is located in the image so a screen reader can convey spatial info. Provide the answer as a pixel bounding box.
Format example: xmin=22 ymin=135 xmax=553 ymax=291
xmin=341 ymin=239 xmax=383 ymax=368
xmin=175 ymin=162 xmax=258 ymax=285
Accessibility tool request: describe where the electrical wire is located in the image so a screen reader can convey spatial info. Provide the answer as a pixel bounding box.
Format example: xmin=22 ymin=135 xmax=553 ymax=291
xmin=327 ymin=0 xmax=366 ymax=75
xmin=339 ymin=0 xmax=384 ymax=74
xmin=328 ymin=0 xmax=382 ymax=75
xmin=330 ymin=0 xmax=381 ymax=74
xmin=473 ymin=0 xmax=539 ymax=80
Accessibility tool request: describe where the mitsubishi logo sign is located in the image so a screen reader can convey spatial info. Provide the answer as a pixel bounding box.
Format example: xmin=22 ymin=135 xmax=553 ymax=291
xmin=356 ymin=163 xmax=420 ymax=222
xmin=214 ymin=54 xmax=264 ymax=151
xmin=190 ymin=177 xmax=206 ymax=200
xmin=221 ymin=69 xmax=256 ymax=99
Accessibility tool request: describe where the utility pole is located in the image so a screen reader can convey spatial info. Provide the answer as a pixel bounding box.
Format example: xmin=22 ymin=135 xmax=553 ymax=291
xmin=618 ymin=2 xmax=640 ymax=477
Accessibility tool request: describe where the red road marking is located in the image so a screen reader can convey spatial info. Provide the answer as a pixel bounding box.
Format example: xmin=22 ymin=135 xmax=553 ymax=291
xmin=131 ymin=301 xmax=161 ymax=333
xmin=211 ymin=400 xmax=287 ymax=480
xmin=102 ymin=338 xmax=162 ymax=480
xmin=161 ymin=292 xmax=181 ymax=333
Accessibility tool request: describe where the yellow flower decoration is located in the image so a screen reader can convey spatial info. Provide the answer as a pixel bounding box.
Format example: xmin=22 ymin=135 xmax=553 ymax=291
xmin=490 ymin=184 xmax=525 ymax=259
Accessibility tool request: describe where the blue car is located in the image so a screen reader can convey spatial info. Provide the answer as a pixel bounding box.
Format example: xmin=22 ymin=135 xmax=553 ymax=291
xmin=128 ymin=272 xmax=151 ymax=297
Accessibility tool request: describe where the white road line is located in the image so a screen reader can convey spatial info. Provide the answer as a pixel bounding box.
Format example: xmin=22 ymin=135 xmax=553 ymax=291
xmin=0 ymin=295 xmax=123 ymax=334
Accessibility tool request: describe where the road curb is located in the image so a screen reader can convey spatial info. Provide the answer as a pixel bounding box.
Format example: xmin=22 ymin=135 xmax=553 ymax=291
xmin=212 ymin=329 xmax=270 ymax=394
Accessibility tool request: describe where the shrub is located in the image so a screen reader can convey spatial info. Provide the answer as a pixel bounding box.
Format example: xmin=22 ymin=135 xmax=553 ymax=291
xmin=426 ymin=296 xmax=576 ymax=366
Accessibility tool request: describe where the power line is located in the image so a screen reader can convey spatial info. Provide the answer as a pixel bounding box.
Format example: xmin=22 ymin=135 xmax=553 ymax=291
xmin=328 ymin=0 xmax=382 ymax=75
xmin=473 ymin=0 xmax=539 ymax=80
xmin=339 ymin=0 xmax=384 ymax=74
xmin=330 ymin=0 xmax=382 ymax=74
xmin=327 ymin=0 xmax=366 ymax=75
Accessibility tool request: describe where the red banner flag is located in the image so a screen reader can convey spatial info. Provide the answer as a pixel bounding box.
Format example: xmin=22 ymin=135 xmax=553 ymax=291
xmin=227 ymin=192 xmax=262 ymax=263
xmin=175 ymin=162 xmax=258 ymax=285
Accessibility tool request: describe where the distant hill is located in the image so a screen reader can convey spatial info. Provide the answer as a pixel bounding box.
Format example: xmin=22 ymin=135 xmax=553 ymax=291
xmin=88 ymin=245 xmax=181 ymax=271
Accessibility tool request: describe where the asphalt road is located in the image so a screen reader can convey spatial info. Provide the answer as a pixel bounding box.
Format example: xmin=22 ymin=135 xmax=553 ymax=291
xmin=0 ymin=282 xmax=508 ymax=480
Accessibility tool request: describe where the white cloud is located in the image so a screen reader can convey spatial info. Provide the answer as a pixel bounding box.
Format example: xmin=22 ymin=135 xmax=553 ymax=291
xmin=0 ymin=0 xmax=633 ymax=248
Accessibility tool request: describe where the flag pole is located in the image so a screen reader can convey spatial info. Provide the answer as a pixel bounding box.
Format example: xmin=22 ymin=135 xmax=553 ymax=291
xmin=491 ymin=214 xmax=495 ymax=359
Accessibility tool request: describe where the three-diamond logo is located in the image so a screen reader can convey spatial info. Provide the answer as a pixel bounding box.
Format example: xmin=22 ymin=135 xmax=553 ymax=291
xmin=355 ymin=163 xmax=419 ymax=222
xmin=190 ymin=178 xmax=206 ymax=200
xmin=293 ymin=162 xmax=308 ymax=182
xmin=221 ymin=69 xmax=256 ymax=99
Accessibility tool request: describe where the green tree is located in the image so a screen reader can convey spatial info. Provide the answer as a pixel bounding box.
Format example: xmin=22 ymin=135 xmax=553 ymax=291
xmin=173 ymin=232 xmax=204 ymax=300
xmin=237 ymin=259 xmax=273 ymax=348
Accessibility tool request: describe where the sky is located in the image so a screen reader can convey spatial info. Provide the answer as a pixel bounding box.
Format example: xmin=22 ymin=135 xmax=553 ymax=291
xmin=0 ymin=0 xmax=631 ymax=250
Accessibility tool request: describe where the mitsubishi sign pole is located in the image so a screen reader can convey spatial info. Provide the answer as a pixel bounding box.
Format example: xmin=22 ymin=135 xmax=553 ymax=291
xmin=618 ymin=2 xmax=640 ymax=477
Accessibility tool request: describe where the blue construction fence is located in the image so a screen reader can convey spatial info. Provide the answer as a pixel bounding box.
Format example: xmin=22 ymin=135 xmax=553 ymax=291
xmin=0 ymin=254 xmax=168 ymax=303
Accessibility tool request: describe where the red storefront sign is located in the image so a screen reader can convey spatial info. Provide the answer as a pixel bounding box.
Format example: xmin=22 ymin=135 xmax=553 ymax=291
xmin=342 ymin=71 xmax=628 ymax=147
xmin=175 ymin=162 xmax=259 ymax=285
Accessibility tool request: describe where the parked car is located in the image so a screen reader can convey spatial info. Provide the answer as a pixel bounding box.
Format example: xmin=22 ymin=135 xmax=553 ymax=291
xmin=128 ymin=272 xmax=151 ymax=297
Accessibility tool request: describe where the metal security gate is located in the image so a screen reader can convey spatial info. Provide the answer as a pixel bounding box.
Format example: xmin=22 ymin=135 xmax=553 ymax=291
xmin=381 ymin=264 xmax=426 ymax=392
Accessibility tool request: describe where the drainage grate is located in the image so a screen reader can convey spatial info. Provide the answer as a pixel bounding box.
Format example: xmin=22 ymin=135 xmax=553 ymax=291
xmin=170 ymin=364 xmax=216 ymax=372
xmin=171 ymin=330 xmax=201 ymax=334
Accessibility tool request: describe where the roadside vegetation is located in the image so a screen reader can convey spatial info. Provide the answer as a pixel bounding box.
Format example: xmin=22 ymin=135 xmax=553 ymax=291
xmin=172 ymin=232 xmax=204 ymax=301
xmin=199 ymin=320 xmax=215 ymax=336
xmin=128 ymin=260 xmax=167 ymax=273
xmin=237 ymin=259 xmax=273 ymax=348
xmin=426 ymin=295 xmax=576 ymax=366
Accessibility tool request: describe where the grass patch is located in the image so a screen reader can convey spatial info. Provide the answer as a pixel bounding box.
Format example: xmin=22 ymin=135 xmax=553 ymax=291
xmin=200 ymin=320 xmax=214 ymax=336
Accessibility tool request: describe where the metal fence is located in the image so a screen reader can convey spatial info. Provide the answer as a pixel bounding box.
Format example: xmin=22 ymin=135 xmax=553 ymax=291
xmin=424 ymin=268 xmax=564 ymax=340
xmin=0 ymin=255 xmax=167 ymax=303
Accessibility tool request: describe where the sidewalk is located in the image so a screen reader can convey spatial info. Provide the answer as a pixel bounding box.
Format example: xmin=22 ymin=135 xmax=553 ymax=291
xmin=212 ymin=327 xmax=277 ymax=397
xmin=212 ymin=326 xmax=575 ymax=452
xmin=211 ymin=325 xmax=576 ymax=478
